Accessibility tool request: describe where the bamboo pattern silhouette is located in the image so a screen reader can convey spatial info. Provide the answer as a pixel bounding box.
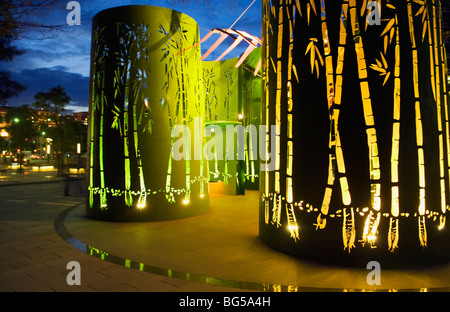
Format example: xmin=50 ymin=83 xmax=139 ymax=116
xmin=112 ymin=22 xmax=152 ymax=209
xmin=203 ymin=67 xmax=218 ymax=121
xmin=158 ymin=22 xmax=201 ymax=205
xmin=261 ymin=0 xmax=450 ymax=254
xmin=87 ymin=7 xmax=210 ymax=222
xmin=89 ymin=25 xmax=109 ymax=210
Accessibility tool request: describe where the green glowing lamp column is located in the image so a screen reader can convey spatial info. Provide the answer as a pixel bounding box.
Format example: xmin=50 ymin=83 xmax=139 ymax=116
xmin=202 ymin=58 xmax=246 ymax=195
xmin=87 ymin=5 xmax=209 ymax=221
xmin=260 ymin=0 xmax=450 ymax=267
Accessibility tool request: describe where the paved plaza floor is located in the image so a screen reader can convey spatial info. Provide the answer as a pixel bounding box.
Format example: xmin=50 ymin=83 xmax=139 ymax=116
xmin=1 ymin=169 xmax=450 ymax=294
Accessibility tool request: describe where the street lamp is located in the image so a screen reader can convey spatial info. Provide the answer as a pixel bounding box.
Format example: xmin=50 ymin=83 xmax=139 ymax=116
xmin=46 ymin=144 xmax=51 ymax=164
xmin=77 ymin=142 xmax=81 ymax=168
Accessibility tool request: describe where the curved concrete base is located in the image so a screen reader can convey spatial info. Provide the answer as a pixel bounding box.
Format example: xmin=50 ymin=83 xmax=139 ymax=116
xmin=62 ymin=190 xmax=450 ymax=291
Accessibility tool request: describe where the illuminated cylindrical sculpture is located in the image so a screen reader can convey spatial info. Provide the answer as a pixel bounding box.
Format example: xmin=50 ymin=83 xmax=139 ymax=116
xmin=202 ymin=53 xmax=261 ymax=192
xmin=202 ymin=58 xmax=245 ymax=194
xmin=260 ymin=0 xmax=450 ymax=266
xmin=87 ymin=5 xmax=209 ymax=221
xmin=242 ymin=48 xmax=262 ymax=190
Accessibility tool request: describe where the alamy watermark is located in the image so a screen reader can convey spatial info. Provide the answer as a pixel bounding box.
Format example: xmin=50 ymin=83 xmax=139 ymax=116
xmin=367 ymin=1 xmax=381 ymax=26
xmin=66 ymin=1 xmax=81 ymax=26
xmin=366 ymin=261 xmax=381 ymax=285
xmin=171 ymin=117 xmax=277 ymax=172
xmin=66 ymin=260 xmax=81 ymax=285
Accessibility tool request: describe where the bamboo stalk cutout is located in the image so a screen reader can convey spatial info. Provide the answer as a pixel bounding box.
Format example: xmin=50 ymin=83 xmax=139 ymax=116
xmin=349 ymin=0 xmax=381 ymax=248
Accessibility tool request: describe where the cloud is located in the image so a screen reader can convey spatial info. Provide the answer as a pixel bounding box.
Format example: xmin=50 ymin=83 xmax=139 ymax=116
xmin=4 ymin=0 xmax=261 ymax=77
xmin=3 ymin=0 xmax=261 ymax=113
xmin=8 ymin=67 xmax=89 ymax=112
xmin=66 ymin=103 xmax=89 ymax=113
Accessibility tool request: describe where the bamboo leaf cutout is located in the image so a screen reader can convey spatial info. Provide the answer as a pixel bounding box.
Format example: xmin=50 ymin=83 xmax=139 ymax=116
xmin=315 ymin=60 xmax=319 ymax=79
xmin=295 ymin=0 xmax=302 ymax=16
xmin=383 ymin=71 xmax=391 ymax=86
xmin=422 ymin=15 xmax=427 ymax=42
xmin=380 ymin=51 xmax=388 ymax=69
xmin=309 ymin=0 xmax=317 ymax=16
xmin=413 ymin=0 xmax=428 ymax=42
xmin=416 ymin=5 xmax=425 ymax=16
xmin=381 ymin=18 xmax=395 ymax=37
xmin=307 ymin=3 xmax=311 ymax=25
xmin=375 ymin=58 xmax=382 ymax=68
xmin=361 ymin=0 xmax=368 ymax=17
xmin=369 ymin=65 xmax=386 ymax=74
xmin=384 ymin=35 xmax=388 ymax=54
xmin=389 ymin=26 xmax=395 ymax=45
xmin=315 ymin=45 xmax=324 ymax=66
xmin=305 ymin=38 xmax=322 ymax=77
xmin=386 ymin=4 xmax=396 ymax=10
xmin=370 ymin=52 xmax=390 ymax=85
xmin=305 ymin=39 xmax=314 ymax=54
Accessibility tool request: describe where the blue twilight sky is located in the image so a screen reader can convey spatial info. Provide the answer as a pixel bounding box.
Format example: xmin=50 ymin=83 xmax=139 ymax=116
xmin=2 ymin=0 xmax=261 ymax=112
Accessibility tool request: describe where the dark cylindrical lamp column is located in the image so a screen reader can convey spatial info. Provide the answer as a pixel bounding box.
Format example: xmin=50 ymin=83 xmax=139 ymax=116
xmin=87 ymin=5 xmax=209 ymax=221
xmin=260 ymin=0 xmax=450 ymax=267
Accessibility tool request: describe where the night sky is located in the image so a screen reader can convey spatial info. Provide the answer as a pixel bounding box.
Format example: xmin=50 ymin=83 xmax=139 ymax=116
xmin=1 ymin=0 xmax=261 ymax=112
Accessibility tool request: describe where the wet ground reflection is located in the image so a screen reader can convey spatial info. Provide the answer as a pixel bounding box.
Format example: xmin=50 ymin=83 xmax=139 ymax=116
xmin=54 ymin=205 xmax=450 ymax=292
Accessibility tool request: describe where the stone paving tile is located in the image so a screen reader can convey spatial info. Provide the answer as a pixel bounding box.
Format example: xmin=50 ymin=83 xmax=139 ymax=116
xmin=4 ymin=178 xmax=450 ymax=296
xmin=106 ymin=283 xmax=140 ymax=292
xmin=120 ymin=274 xmax=175 ymax=292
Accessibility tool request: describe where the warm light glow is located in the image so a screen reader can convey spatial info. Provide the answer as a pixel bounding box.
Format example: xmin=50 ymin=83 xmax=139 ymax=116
xmin=287 ymin=224 xmax=299 ymax=233
xmin=40 ymin=166 xmax=55 ymax=171
xmin=137 ymin=202 xmax=146 ymax=209
xmin=439 ymin=215 xmax=446 ymax=230
xmin=367 ymin=234 xmax=377 ymax=245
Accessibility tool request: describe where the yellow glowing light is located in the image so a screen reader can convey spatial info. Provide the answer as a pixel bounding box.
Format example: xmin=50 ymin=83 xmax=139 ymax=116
xmin=183 ymin=198 xmax=190 ymax=205
xmin=439 ymin=215 xmax=446 ymax=230
xmin=237 ymin=113 xmax=243 ymax=120
xmin=39 ymin=166 xmax=54 ymax=171
xmin=137 ymin=203 xmax=146 ymax=209
xmin=367 ymin=234 xmax=377 ymax=245
xmin=199 ymin=193 xmax=205 ymax=198
xmin=288 ymin=224 xmax=298 ymax=232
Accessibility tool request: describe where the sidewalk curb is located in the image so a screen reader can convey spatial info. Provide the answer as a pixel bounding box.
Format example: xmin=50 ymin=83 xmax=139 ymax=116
xmin=0 ymin=176 xmax=85 ymax=187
